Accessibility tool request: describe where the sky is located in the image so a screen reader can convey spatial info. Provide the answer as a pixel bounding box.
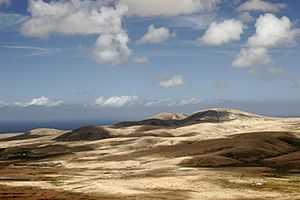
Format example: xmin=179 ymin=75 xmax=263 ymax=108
xmin=1 ymin=0 xmax=300 ymax=123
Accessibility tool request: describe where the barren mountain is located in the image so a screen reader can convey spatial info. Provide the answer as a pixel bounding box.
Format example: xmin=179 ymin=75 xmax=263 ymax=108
xmin=113 ymin=108 xmax=263 ymax=128
xmin=0 ymin=108 xmax=299 ymax=200
xmin=55 ymin=125 xmax=114 ymax=142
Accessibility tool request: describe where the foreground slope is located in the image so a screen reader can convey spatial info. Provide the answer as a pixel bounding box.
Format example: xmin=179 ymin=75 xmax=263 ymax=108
xmin=0 ymin=108 xmax=299 ymax=200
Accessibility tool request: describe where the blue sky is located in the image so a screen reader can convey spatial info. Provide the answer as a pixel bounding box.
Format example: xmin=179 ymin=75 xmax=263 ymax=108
xmin=1 ymin=0 xmax=300 ymax=122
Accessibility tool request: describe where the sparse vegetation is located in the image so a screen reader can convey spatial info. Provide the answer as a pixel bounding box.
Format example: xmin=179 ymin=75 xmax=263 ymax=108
xmin=0 ymin=109 xmax=299 ymax=199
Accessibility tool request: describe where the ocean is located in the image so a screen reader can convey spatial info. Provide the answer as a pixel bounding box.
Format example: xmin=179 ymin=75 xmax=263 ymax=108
xmin=0 ymin=120 xmax=117 ymax=133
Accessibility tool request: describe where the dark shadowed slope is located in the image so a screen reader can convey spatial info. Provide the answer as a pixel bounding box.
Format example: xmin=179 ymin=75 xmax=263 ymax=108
xmin=0 ymin=132 xmax=43 ymax=142
xmin=55 ymin=125 xmax=114 ymax=142
xmin=0 ymin=143 xmax=93 ymax=163
xmin=176 ymin=132 xmax=300 ymax=170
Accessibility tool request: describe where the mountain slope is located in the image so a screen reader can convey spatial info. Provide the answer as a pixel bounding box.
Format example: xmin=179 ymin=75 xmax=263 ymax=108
xmin=55 ymin=125 xmax=114 ymax=142
xmin=113 ymin=108 xmax=264 ymax=128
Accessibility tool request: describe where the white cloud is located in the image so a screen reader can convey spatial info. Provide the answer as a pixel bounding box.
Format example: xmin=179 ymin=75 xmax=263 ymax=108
xmin=118 ymin=0 xmax=221 ymax=17
xmin=137 ymin=25 xmax=175 ymax=44
xmin=247 ymin=13 xmax=300 ymax=48
xmin=14 ymin=97 xmax=64 ymax=108
xmin=144 ymin=98 xmax=176 ymax=107
xmin=0 ymin=0 xmax=10 ymax=6
xmin=93 ymin=32 xmax=132 ymax=64
xmin=144 ymin=98 xmax=202 ymax=107
xmin=95 ymin=96 xmax=139 ymax=107
xmin=22 ymin=0 xmax=126 ymax=38
xmin=233 ymin=13 xmax=300 ymax=75
xmin=93 ymin=96 xmax=204 ymax=108
xmin=177 ymin=98 xmax=203 ymax=106
xmin=215 ymin=80 xmax=228 ymax=89
xmin=238 ymin=0 xmax=287 ymax=13
xmin=200 ymin=19 xmax=245 ymax=45
xmin=21 ymin=0 xmax=136 ymax=65
xmin=232 ymin=47 xmax=273 ymax=70
xmin=158 ymin=75 xmax=185 ymax=88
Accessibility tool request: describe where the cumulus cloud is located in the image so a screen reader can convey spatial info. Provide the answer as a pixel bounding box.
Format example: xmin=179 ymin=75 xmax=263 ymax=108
xmin=238 ymin=0 xmax=287 ymax=13
xmin=137 ymin=25 xmax=175 ymax=44
xmin=21 ymin=0 xmax=135 ymax=65
xmin=247 ymin=13 xmax=300 ymax=48
xmin=233 ymin=13 xmax=300 ymax=85
xmin=93 ymin=96 xmax=205 ymax=108
xmin=233 ymin=47 xmax=273 ymax=70
xmin=95 ymin=96 xmax=139 ymax=107
xmin=93 ymin=32 xmax=132 ymax=64
xmin=200 ymin=19 xmax=245 ymax=45
xmin=0 ymin=0 xmax=10 ymax=6
xmin=233 ymin=14 xmax=300 ymax=70
xmin=13 ymin=97 xmax=64 ymax=108
xmin=21 ymin=0 xmax=125 ymax=38
xmin=158 ymin=75 xmax=185 ymax=88
xmin=118 ymin=0 xmax=221 ymax=17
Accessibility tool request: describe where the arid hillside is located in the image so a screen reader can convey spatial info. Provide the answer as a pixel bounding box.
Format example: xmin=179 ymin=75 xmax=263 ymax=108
xmin=0 ymin=109 xmax=299 ymax=200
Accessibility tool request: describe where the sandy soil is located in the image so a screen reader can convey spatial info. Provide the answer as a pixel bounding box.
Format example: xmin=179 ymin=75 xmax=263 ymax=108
xmin=0 ymin=109 xmax=299 ymax=199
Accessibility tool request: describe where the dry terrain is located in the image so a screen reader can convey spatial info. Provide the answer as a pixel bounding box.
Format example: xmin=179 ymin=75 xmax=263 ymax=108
xmin=0 ymin=108 xmax=299 ymax=199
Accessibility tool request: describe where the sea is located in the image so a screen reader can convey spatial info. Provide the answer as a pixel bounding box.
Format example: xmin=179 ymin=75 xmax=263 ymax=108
xmin=0 ymin=120 xmax=118 ymax=133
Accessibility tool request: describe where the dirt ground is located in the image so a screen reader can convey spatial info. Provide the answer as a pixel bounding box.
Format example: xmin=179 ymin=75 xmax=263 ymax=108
xmin=0 ymin=109 xmax=299 ymax=199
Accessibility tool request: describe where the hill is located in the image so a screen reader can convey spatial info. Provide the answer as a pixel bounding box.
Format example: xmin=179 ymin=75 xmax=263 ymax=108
xmin=55 ymin=125 xmax=114 ymax=142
